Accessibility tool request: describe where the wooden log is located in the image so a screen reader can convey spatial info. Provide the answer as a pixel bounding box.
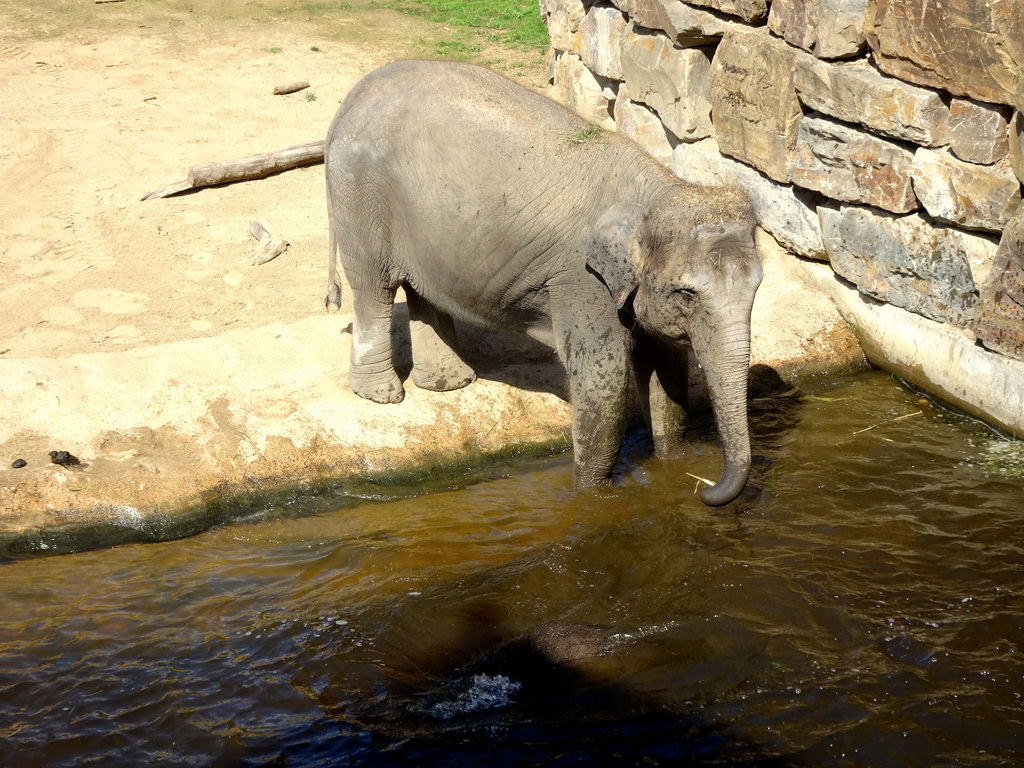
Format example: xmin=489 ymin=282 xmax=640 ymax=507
xmin=141 ymin=140 xmax=324 ymax=200
xmin=188 ymin=140 xmax=324 ymax=187
xmin=246 ymin=219 xmax=289 ymax=265
xmin=273 ymin=80 xmax=310 ymax=95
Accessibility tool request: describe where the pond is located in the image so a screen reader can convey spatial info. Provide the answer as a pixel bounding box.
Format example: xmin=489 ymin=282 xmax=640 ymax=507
xmin=1 ymin=370 xmax=1022 ymax=766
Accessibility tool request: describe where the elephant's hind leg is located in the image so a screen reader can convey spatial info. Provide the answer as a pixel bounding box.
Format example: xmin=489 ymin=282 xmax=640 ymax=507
xmin=406 ymin=289 xmax=477 ymax=392
xmin=348 ymin=281 xmax=405 ymax=404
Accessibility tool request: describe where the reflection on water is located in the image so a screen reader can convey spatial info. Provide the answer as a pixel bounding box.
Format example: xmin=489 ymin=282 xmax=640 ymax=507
xmin=1 ymin=370 xmax=1022 ymax=766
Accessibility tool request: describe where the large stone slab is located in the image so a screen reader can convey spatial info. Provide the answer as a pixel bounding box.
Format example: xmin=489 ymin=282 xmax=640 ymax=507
xmin=618 ymin=0 xmax=743 ymax=46
xmin=539 ymin=0 xmax=587 ymax=52
xmin=768 ymin=0 xmax=868 ymax=59
xmin=708 ymin=27 xmax=802 ymax=183
xmin=947 ymin=99 xmax=1011 ymax=166
xmin=793 ymin=55 xmax=949 ymax=146
xmin=552 ymin=53 xmax=616 ymax=131
xmin=673 ymin=138 xmax=828 ymax=260
xmin=620 ymin=24 xmax=714 ymax=142
xmin=788 ymin=114 xmax=918 ymax=213
xmin=819 ymin=204 xmax=991 ymax=326
xmin=975 ymin=207 xmax=1024 ymax=361
xmin=614 ymin=84 xmax=675 ymax=165
xmin=576 ymin=4 xmax=628 ymax=80
xmin=685 ymin=0 xmax=768 ymax=23
xmin=865 ymin=0 xmax=1024 ymax=112
xmin=911 ymin=148 xmax=1022 ymax=233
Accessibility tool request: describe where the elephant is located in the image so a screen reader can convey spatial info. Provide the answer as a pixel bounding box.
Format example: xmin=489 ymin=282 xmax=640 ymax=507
xmin=324 ymin=60 xmax=762 ymax=506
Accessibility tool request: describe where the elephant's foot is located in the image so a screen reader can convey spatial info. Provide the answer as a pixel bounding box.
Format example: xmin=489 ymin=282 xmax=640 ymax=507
xmin=349 ymin=367 xmax=405 ymax=404
xmin=406 ymin=295 xmax=476 ymax=392
xmin=412 ymin=358 xmax=477 ymax=392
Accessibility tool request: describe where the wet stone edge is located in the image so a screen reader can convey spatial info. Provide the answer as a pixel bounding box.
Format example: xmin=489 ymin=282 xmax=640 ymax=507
xmin=0 ymin=439 xmax=572 ymax=562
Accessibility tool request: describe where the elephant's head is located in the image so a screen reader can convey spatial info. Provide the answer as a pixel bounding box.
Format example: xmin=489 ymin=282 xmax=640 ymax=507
xmin=585 ymin=187 xmax=762 ymax=506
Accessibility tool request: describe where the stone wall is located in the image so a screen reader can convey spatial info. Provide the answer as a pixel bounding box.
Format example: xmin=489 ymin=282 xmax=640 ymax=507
xmin=541 ymin=0 xmax=1024 ymax=435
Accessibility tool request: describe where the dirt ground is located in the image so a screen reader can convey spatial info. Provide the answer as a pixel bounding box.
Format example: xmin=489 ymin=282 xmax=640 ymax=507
xmin=0 ymin=0 xmax=549 ymax=360
xmin=0 ymin=0 xmax=862 ymax=553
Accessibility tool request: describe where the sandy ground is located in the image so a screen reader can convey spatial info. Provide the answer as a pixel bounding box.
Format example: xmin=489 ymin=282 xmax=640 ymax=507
xmin=0 ymin=1 xmax=862 ymax=553
xmin=1 ymin=1 xmax=552 ymax=359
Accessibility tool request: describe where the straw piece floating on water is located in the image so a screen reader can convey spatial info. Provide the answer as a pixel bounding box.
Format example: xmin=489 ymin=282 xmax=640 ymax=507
xmin=853 ymin=410 xmax=923 ymax=436
xmin=686 ymin=472 xmax=714 ymax=494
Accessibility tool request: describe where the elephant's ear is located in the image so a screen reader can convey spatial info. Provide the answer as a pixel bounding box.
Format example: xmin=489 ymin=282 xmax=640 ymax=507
xmin=584 ymin=204 xmax=645 ymax=309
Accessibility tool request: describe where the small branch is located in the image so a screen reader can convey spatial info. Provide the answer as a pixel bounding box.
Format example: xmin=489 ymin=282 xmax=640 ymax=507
xmin=141 ymin=179 xmax=191 ymax=200
xmin=95 ymin=0 xmax=126 ymax=4
xmin=142 ymin=140 xmax=325 ymax=200
xmin=246 ymin=219 xmax=289 ymax=265
xmin=685 ymin=472 xmax=714 ymax=486
xmin=853 ymin=410 xmax=923 ymax=436
xmin=273 ymin=80 xmax=310 ymax=95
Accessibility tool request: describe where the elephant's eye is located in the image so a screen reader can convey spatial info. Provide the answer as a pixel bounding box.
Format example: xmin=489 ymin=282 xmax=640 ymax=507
xmin=671 ymin=287 xmax=698 ymax=311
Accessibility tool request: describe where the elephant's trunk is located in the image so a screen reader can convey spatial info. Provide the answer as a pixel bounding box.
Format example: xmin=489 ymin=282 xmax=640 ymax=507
xmin=690 ymin=313 xmax=753 ymax=507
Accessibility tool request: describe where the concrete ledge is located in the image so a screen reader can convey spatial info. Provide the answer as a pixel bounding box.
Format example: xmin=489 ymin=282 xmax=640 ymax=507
xmin=808 ymin=266 xmax=1024 ymax=437
xmin=0 ymin=314 xmax=573 ymax=553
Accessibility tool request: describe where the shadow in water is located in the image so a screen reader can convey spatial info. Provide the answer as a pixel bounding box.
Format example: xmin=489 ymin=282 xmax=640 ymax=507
xmin=236 ymin=612 xmax=800 ymax=768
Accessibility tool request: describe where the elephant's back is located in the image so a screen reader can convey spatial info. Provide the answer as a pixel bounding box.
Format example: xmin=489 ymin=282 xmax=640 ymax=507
xmin=325 ymin=59 xmax=620 ymax=188
xmin=329 ymin=60 xmax=577 ymax=144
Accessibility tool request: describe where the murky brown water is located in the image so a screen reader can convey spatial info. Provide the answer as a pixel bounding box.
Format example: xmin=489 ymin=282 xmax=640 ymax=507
xmin=1 ymin=370 xmax=1022 ymax=766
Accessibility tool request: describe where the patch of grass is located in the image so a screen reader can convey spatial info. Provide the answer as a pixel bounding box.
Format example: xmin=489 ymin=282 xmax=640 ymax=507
xmin=305 ymin=91 xmax=318 ymax=101
xmin=569 ymin=122 xmax=603 ymax=145
xmin=389 ymin=0 xmax=550 ymax=51
xmin=433 ymin=37 xmax=483 ymax=59
xmin=264 ymin=45 xmax=283 ymax=53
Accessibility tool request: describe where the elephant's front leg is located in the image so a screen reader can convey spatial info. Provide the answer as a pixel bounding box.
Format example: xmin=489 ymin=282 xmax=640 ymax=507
xmin=348 ymin=282 xmax=405 ymax=404
xmin=550 ymin=280 xmax=631 ymax=486
xmin=406 ymin=288 xmax=477 ymax=392
xmin=632 ymin=332 xmax=689 ymax=458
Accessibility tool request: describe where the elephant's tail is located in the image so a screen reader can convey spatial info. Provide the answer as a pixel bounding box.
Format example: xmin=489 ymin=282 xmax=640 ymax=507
xmin=325 ymin=216 xmax=343 ymax=311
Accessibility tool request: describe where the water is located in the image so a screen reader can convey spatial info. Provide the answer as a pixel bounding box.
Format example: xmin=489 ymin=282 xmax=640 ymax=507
xmin=1 ymin=370 xmax=1022 ymax=766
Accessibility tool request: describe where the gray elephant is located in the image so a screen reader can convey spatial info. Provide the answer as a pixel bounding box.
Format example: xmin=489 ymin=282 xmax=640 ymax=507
xmin=324 ymin=60 xmax=762 ymax=506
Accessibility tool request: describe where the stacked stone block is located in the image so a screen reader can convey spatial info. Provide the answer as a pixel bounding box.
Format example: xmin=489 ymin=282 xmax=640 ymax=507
xmin=540 ymin=0 xmax=1024 ymax=375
